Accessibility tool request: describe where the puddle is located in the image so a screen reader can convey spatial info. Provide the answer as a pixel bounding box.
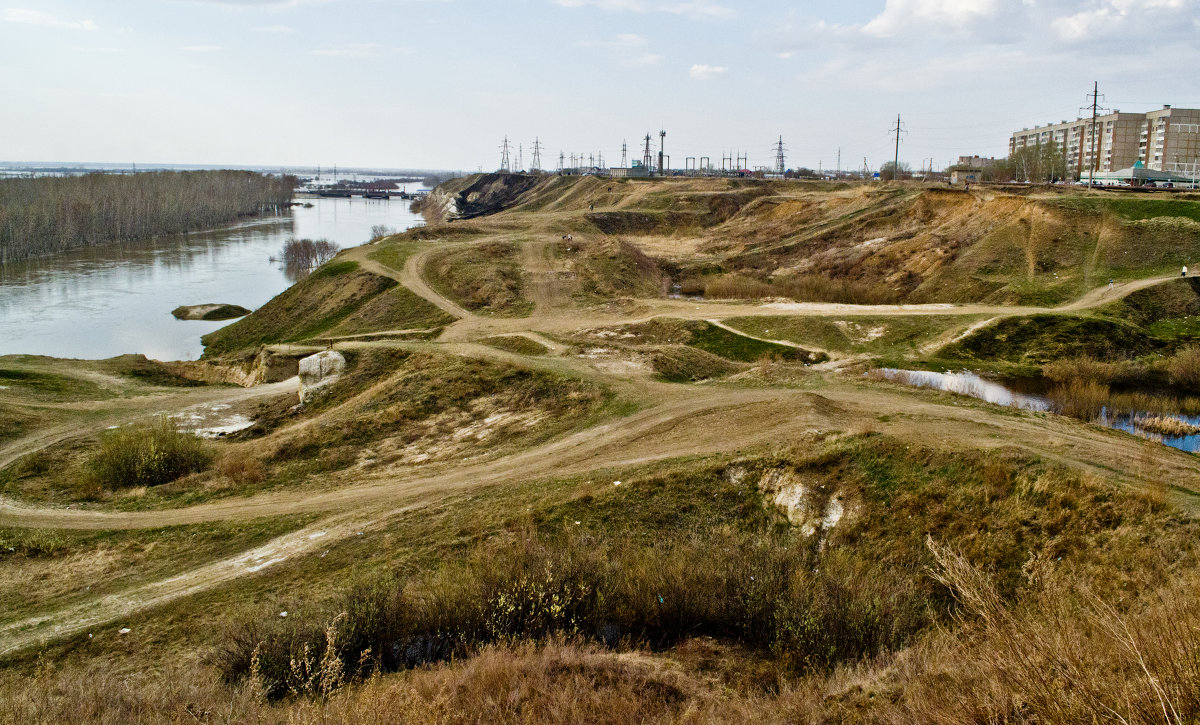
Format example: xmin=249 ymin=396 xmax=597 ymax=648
xmin=876 ymin=368 xmax=1199 ymax=454
xmin=874 ymin=369 xmax=1050 ymax=412
xmin=169 ymin=403 xmax=254 ymax=438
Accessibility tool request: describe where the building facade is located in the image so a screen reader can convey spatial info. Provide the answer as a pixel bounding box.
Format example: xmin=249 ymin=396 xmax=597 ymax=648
xmin=1010 ymin=106 xmax=1200 ymax=178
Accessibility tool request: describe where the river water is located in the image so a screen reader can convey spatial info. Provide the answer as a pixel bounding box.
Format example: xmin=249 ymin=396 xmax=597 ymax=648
xmin=876 ymin=368 xmax=1200 ymax=454
xmin=0 ymin=195 xmax=425 ymax=361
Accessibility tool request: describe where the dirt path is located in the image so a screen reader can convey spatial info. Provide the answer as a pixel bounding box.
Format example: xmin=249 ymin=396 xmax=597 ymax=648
xmin=0 ymin=226 xmax=1191 ymax=657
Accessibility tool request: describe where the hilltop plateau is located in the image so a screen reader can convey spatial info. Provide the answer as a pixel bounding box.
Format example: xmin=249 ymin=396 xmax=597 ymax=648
xmin=4 ymin=174 xmax=1200 ymax=724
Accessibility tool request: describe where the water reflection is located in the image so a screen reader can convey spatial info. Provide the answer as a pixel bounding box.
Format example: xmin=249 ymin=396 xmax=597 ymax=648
xmin=0 ymin=196 xmax=424 ymax=361
xmin=874 ymin=368 xmax=1050 ymax=412
xmin=875 ymin=368 xmax=1200 ymax=454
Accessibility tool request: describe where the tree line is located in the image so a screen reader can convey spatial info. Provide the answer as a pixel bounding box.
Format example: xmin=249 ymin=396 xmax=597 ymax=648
xmin=0 ymin=170 xmax=296 ymax=264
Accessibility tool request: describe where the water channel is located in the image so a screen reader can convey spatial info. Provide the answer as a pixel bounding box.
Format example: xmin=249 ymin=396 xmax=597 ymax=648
xmin=0 ymin=194 xmax=425 ymax=361
xmin=876 ymin=368 xmax=1200 ymax=454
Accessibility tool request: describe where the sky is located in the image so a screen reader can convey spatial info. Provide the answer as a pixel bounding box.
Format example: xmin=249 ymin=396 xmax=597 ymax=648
xmin=2 ymin=0 xmax=1199 ymax=172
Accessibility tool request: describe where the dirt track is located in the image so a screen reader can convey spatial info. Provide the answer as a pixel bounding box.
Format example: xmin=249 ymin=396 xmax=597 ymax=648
xmin=0 ymin=218 xmax=1192 ymax=657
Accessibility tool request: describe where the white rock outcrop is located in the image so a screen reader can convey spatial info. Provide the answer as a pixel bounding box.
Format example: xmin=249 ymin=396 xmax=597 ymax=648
xmin=298 ymin=350 xmax=346 ymax=404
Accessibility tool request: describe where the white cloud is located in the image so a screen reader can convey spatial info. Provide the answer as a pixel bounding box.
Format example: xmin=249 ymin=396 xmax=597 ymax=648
xmin=863 ymin=0 xmax=1001 ymax=36
xmin=2 ymin=8 xmax=96 ymax=30
xmin=312 ymin=43 xmax=378 ymax=57
xmin=180 ymin=45 xmax=223 ymax=52
xmin=255 ymin=25 xmax=296 ymax=33
xmin=578 ymin=33 xmax=663 ymax=66
xmin=554 ymin=0 xmax=734 ymax=20
xmin=689 ymin=64 xmax=727 ymax=80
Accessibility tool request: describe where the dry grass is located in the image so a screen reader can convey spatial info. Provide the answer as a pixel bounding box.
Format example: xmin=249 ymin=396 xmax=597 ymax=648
xmin=1169 ymin=345 xmax=1200 ymax=390
xmin=216 ymin=449 xmax=266 ymax=485
xmin=702 ymin=273 xmax=899 ymax=305
xmin=890 ymin=540 xmax=1200 ymax=724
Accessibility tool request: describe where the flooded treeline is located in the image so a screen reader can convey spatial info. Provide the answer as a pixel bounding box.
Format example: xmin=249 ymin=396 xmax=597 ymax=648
xmin=0 ymin=170 xmax=296 ymax=264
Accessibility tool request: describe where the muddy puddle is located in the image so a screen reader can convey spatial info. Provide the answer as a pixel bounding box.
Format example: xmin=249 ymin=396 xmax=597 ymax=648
xmin=876 ymin=368 xmax=1200 ymax=454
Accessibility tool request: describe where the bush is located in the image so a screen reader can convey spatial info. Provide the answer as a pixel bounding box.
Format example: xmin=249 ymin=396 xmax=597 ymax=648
xmin=1047 ymin=379 xmax=1110 ymax=421
xmin=221 ymin=530 xmax=923 ymax=700
xmin=86 ymin=417 xmax=212 ymax=490
xmin=217 ymin=449 xmax=266 ymax=485
xmin=1168 ymin=345 xmax=1200 ymax=391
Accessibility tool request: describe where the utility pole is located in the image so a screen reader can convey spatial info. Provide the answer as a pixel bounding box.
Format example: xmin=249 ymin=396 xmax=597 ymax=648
xmin=836 ymin=147 xmax=841 ymax=176
xmin=517 ymin=143 xmax=523 ymax=172
xmin=500 ymin=136 xmax=511 ymax=172
xmin=863 ymin=157 xmax=869 ymax=178
xmin=658 ymin=130 xmax=667 ymax=175
xmin=889 ymin=114 xmax=907 ymax=182
xmin=775 ymin=136 xmax=786 ymax=174
xmin=1081 ymin=81 xmax=1106 ymax=188
xmin=531 ymin=137 xmax=543 ymax=172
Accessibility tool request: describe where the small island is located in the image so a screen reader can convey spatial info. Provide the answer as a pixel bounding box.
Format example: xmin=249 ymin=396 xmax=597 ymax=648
xmin=171 ymin=304 xmax=251 ymax=321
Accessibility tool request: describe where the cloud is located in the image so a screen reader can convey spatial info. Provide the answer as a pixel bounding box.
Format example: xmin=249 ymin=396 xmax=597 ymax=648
xmin=578 ymin=33 xmax=663 ymax=66
xmin=2 ymin=8 xmax=96 ymax=30
xmin=689 ymin=64 xmax=727 ymax=80
xmin=180 ymin=45 xmax=223 ymax=52
xmin=554 ymin=0 xmax=734 ymax=20
xmin=255 ymin=24 xmax=296 ymax=33
xmin=312 ymin=43 xmax=378 ymax=57
xmin=862 ymin=0 xmax=1006 ymax=37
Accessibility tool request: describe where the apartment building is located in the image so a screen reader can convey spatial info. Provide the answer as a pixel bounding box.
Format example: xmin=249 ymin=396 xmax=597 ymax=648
xmin=1010 ymin=105 xmax=1200 ymax=177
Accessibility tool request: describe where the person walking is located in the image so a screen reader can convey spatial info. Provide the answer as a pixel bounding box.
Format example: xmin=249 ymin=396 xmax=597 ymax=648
xmin=1183 ymin=265 xmax=1189 ymax=277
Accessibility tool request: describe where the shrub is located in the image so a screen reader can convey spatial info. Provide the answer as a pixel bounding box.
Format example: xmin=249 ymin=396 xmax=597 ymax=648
xmin=1168 ymin=345 xmax=1200 ymax=391
xmin=86 ymin=417 xmax=212 ymax=490
xmin=1047 ymin=379 xmax=1110 ymax=421
xmin=221 ymin=531 xmax=923 ymax=700
xmin=217 ymin=449 xmax=266 ymax=485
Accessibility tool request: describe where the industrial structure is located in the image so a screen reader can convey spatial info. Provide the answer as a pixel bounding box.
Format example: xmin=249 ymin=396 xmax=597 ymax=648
xmin=1010 ymin=105 xmax=1200 ymax=178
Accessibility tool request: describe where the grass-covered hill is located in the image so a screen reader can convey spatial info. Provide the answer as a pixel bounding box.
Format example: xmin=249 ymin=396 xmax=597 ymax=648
xmin=431 ymin=174 xmax=1200 ymax=308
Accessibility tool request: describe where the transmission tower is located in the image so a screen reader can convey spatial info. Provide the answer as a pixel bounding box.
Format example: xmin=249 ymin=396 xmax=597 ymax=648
xmin=500 ymin=136 xmax=511 ymax=172
xmin=774 ymin=136 xmax=786 ymax=174
xmin=737 ymin=150 xmax=748 ymax=170
xmin=621 ymin=140 xmax=627 ymax=168
xmin=517 ymin=143 xmax=523 ymax=172
xmin=643 ymin=134 xmax=654 ymax=174
xmin=558 ymin=151 xmax=565 ymax=173
xmin=658 ymin=130 xmax=667 ymax=174
xmin=531 ymin=137 xmax=543 ymax=172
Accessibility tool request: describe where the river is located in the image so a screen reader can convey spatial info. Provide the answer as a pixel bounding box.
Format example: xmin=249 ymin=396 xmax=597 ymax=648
xmin=0 ymin=195 xmax=425 ymax=361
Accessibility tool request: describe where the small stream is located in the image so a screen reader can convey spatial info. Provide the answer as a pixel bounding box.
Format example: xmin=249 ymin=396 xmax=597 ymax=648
xmin=876 ymin=368 xmax=1200 ymax=454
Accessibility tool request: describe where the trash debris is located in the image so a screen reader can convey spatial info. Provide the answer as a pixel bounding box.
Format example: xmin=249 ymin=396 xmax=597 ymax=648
xmin=574 ymin=521 xmax=581 ymax=525
xmin=118 ymin=628 xmax=131 ymax=634
xmin=279 ymin=611 xmax=288 ymax=618
xmin=613 ymin=481 xmax=621 ymax=486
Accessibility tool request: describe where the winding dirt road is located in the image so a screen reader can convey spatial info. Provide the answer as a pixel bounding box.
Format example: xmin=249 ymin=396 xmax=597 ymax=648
xmin=0 ymin=223 xmax=1190 ymax=657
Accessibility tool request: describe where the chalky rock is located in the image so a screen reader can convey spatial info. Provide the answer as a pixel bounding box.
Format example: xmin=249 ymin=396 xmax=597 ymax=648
xmin=298 ymin=350 xmax=346 ymax=404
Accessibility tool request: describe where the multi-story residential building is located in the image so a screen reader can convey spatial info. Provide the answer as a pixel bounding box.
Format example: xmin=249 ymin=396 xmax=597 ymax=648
xmin=1010 ymin=105 xmax=1200 ymax=178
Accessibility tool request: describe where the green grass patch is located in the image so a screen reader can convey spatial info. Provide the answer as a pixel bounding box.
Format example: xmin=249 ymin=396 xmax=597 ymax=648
xmin=425 ymin=241 xmax=533 ymax=317
xmin=940 ymin=314 xmax=1163 ymax=364
xmin=1055 ymin=196 xmax=1200 ymax=223
xmin=726 ymin=315 xmax=985 ymax=358
xmin=366 ymin=240 xmax=422 ymax=273
xmin=480 ymin=335 xmax=550 ymax=356
xmin=202 ymin=261 xmax=398 ymax=357
xmin=327 ymin=285 xmax=456 ymax=337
